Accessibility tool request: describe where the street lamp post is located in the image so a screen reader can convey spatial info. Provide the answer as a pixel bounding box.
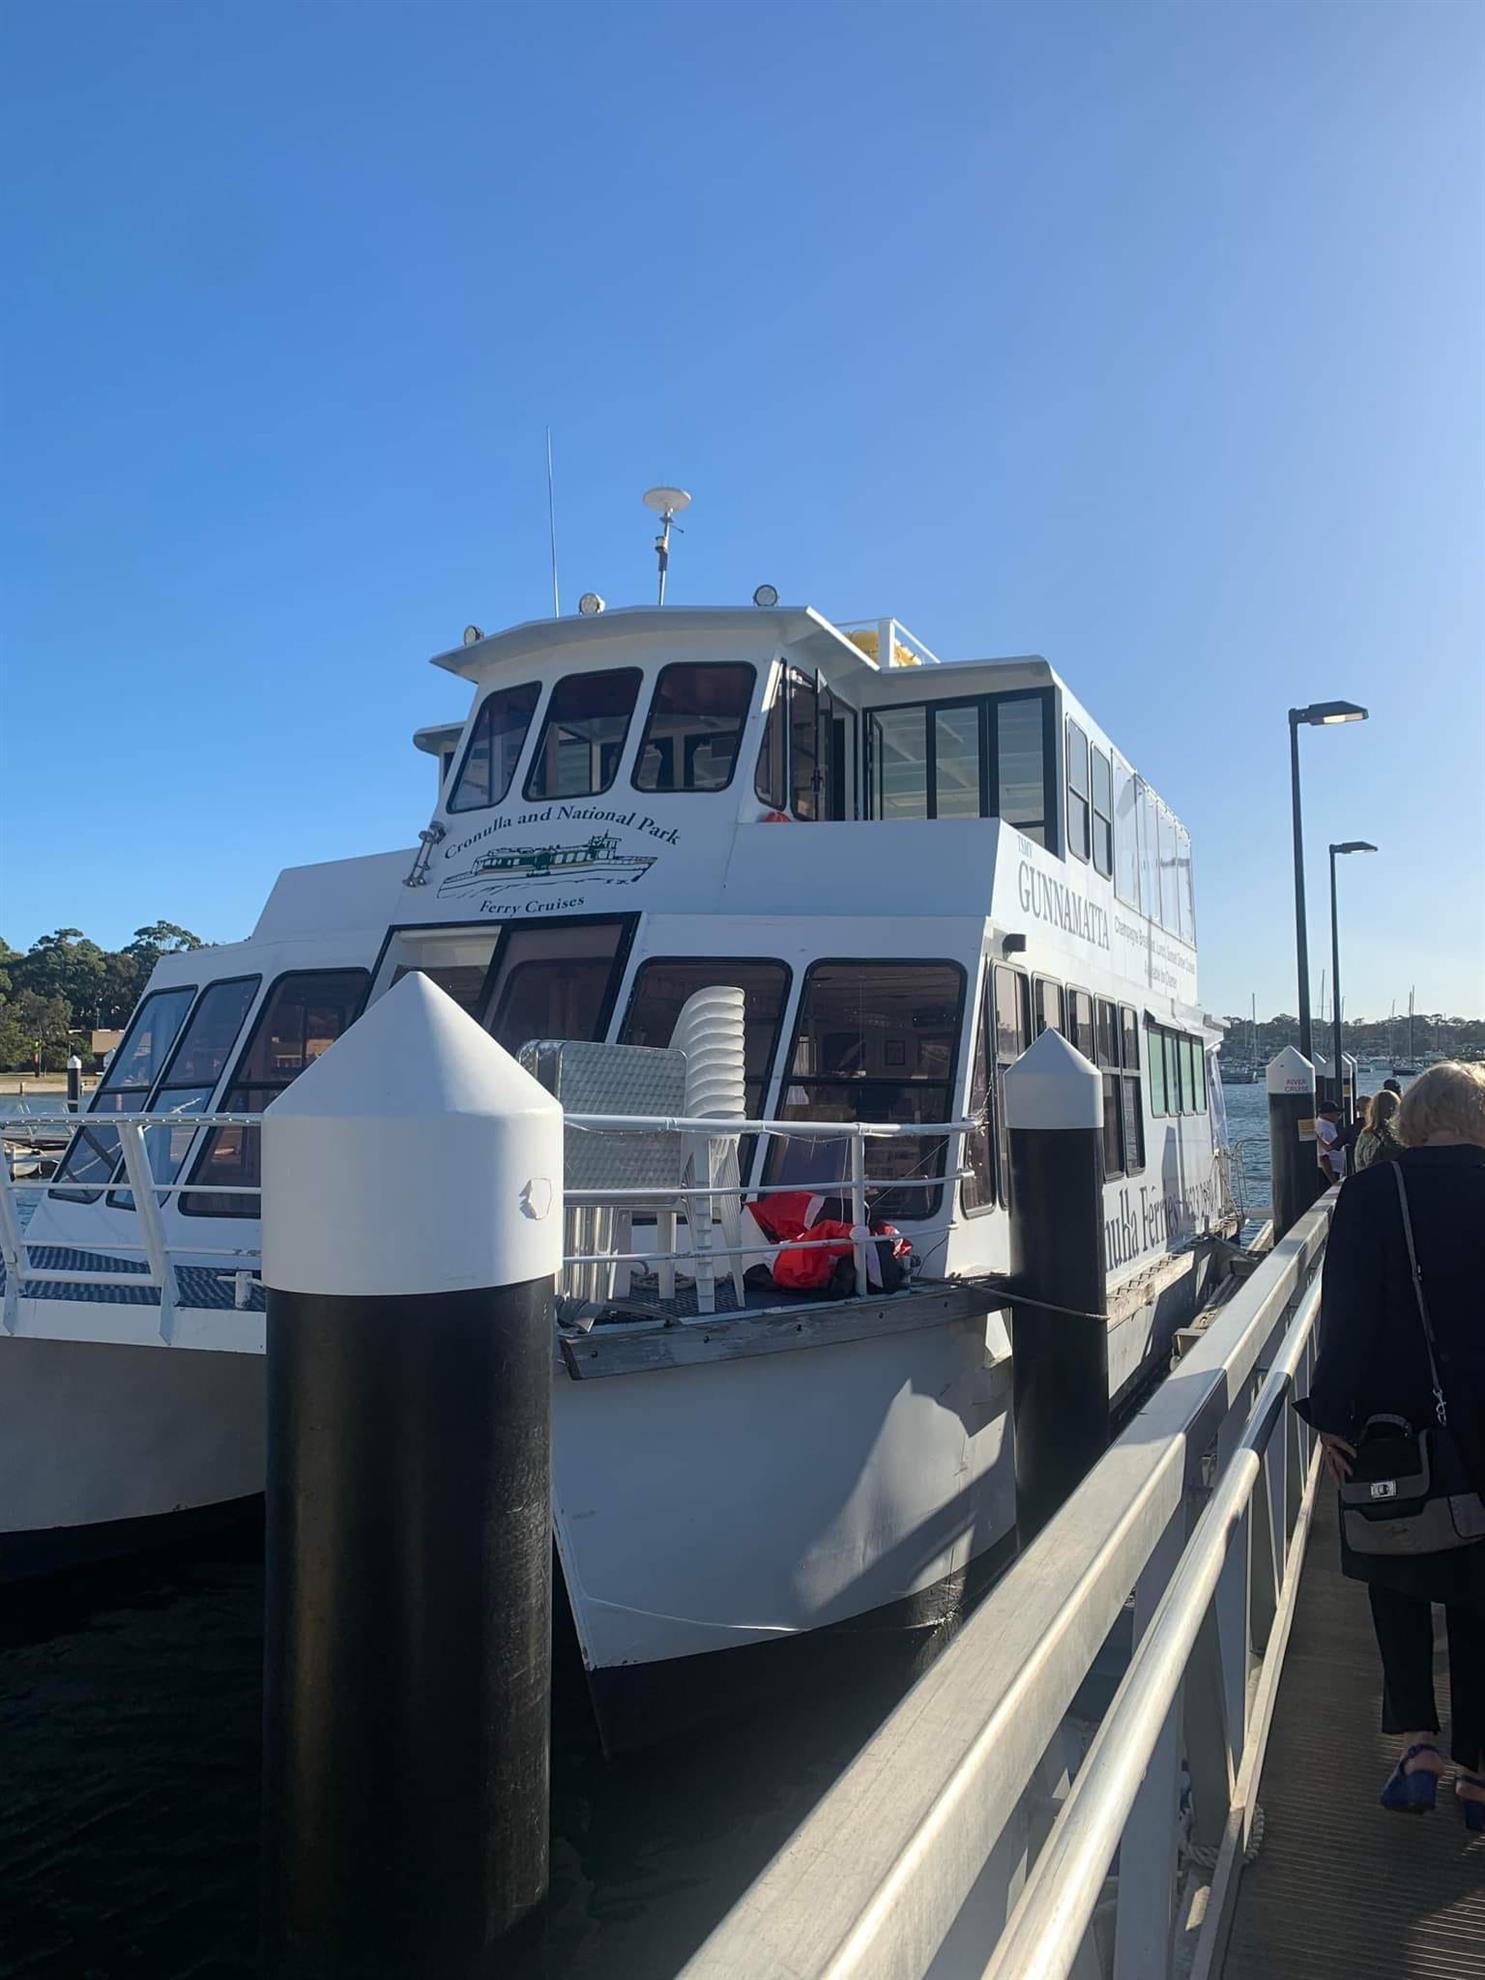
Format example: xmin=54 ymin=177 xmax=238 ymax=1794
xmin=1287 ymin=701 xmax=1368 ymax=1063
xmin=1330 ymin=840 xmax=1377 ymax=1118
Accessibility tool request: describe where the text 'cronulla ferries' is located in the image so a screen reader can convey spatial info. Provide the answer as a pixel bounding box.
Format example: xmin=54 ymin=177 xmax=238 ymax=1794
xmin=1016 ymin=860 xmax=1111 ymax=950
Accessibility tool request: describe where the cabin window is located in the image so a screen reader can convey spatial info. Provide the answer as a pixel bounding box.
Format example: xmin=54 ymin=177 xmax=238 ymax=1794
xmin=525 ymin=669 xmax=642 ymax=800
xmin=1114 ymin=760 xmax=1140 ymax=907
xmin=633 ymin=663 xmax=756 ymax=793
xmin=181 ymin=970 xmax=368 ymax=1216
xmin=371 ymin=926 xmax=501 ymax=1015
xmin=754 ymin=674 xmax=787 ymax=808
xmin=992 ymin=965 xmax=1031 ymax=1201
xmin=996 ymin=696 xmax=1049 ymax=845
xmin=1068 ymin=987 xmax=1096 ymax=1063
xmin=109 ymin=976 xmax=262 ymax=1208
xmin=869 ymin=706 xmax=928 ymax=820
xmin=789 ymin=669 xmax=819 ymax=819
xmin=1157 ymin=803 xmax=1179 ymax=933
xmin=1065 ymin=720 xmax=1091 ymax=863
xmin=1176 ymin=822 xmax=1196 ymax=945
xmin=933 ymin=706 xmax=983 ymax=819
xmin=1120 ymin=1005 xmax=1144 ymax=1173
xmin=1091 ymin=749 xmax=1114 ymax=880
xmin=1148 ymin=1021 xmax=1168 ymax=1115
xmin=621 ymin=956 xmax=790 ymax=1173
xmin=1138 ymin=783 xmax=1159 ymax=920
xmin=53 ymin=985 xmax=199 ymax=1201
xmin=962 ymin=973 xmax=995 ymax=1214
xmin=483 ymin=917 xmax=635 ymax=1058
xmin=769 ymin=960 xmax=964 ymax=1221
xmin=447 ymin=681 xmax=541 ymax=813
xmin=1033 ymin=975 xmax=1065 ymax=1036
xmin=1096 ymin=997 xmax=1123 ymax=1178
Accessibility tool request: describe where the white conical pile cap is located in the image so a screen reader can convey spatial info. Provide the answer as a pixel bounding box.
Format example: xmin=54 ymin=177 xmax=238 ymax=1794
xmin=262 ymin=972 xmax=563 ymax=1298
xmin=1266 ymin=1045 xmax=1316 ymax=1097
xmin=1003 ymin=1026 xmax=1102 ymax=1133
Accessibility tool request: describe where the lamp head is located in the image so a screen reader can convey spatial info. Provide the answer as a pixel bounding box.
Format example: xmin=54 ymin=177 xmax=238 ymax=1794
xmin=1292 ymin=700 xmax=1368 ymax=726
xmin=1332 ymin=840 xmax=1378 ymax=856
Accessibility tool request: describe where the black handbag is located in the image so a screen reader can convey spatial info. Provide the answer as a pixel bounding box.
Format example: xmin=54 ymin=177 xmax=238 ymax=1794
xmin=1339 ymin=1165 xmax=1485 ymax=1556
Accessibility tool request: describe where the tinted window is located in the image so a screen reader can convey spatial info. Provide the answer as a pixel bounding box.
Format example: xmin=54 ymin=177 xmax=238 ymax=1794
xmin=53 ymin=986 xmax=197 ymax=1200
xmin=110 ymin=975 xmax=263 ymax=1207
xmin=770 ymin=961 xmax=964 ymax=1221
xmin=182 ymin=970 xmax=368 ymax=1216
xmin=448 ymin=682 xmax=540 ymax=812
xmin=962 ymin=973 xmax=994 ymax=1212
xmin=992 ymin=966 xmax=1031 ymax=1202
xmin=1091 ymin=748 xmax=1114 ymax=879
xmin=1120 ymin=1076 xmax=1145 ymax=1173
xmin=525 ymin=669 xmax=641 ymax=799
xmin=633 ymin=663 xmax=756 ymax=792
xmin=1121 ymin=1005 xmax=1140 ymax=1070
xmin=1148 ymin=1022 xmax=1168 ymax=1115
xmin=373 ymin=926 xmax=501 ymax=1016
xmin=484 ymin=919 xmax=631 ymax=1057
xmin=1065 ymin=719 xmax=1090 ymax=862
xmin=1069 ymin=988 xmax=1096 ymax=1062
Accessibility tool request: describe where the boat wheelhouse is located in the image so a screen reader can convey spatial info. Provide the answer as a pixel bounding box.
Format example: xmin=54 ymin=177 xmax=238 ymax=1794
xmin=3 ymin=601 xmax=1234 ymax=1740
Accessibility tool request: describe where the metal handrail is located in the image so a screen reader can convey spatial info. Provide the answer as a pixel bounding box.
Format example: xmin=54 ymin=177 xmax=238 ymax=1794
xmin=680 ymin=1193 xmax=1335 ymax=1980
xmin=982 ymin=1273 xmax=1322 ymax=1980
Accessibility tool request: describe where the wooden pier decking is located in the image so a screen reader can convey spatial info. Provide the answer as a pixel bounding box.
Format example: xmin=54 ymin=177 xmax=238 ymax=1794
xmin=1223 ymin=1482 xmax=1484 ymax=1979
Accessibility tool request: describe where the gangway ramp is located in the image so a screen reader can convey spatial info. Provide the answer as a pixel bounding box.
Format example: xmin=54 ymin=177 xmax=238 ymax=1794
xmin=1223 ymin=1483 xmax=1484 ymax=1980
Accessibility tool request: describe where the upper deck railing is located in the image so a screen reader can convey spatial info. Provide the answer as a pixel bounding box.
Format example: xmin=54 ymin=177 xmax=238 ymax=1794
xmin=681 ymin=1192 xmax=1335 ymax=1980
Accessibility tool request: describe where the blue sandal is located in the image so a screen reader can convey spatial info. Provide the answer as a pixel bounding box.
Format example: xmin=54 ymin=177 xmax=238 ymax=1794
xmin=1458 ymin=1773 xmax=1485 ymax=1834
xmin=1380 ymin=1742 xmax=1442 ymax=1812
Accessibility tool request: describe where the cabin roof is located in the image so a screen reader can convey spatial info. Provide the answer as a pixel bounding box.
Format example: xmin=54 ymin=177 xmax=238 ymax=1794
xmin=429 ymin=605 xmax=868 ymax=681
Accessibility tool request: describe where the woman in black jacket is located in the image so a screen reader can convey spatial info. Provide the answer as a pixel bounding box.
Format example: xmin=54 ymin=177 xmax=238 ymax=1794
xmin=1299 ymin=1062 xmax=1485 ymax=1827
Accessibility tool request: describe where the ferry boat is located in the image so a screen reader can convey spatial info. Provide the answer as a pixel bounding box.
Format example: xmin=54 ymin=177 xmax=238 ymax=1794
xmin=1 ymin=597 xmax=1237 ymax=1740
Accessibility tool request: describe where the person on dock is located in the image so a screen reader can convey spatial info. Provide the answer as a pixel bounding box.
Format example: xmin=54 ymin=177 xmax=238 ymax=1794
xmin=1314 ymin=1101 xmax=1346 ymax=1184
xmin=1299 ymin=1062 xmax=1485 ymax=1829
xmin=1352 ymin=1089 xmax=1404 ymax=1172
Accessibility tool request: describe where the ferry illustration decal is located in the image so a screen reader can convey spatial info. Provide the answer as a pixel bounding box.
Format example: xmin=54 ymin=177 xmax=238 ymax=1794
xmin=438 ymin=830 xmax=658 ymax=897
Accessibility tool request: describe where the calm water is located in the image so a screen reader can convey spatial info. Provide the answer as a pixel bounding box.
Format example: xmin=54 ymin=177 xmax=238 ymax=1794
xmin=0 ymin=1075 xmax=1323 ymax=1976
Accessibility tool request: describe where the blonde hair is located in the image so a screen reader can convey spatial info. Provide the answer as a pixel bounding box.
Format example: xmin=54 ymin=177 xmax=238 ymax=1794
xmin=1396 ymin=1062 xmax=1485 ymax=1148
xmin=1365 ymin=1088 xmax=1401 ymax=1134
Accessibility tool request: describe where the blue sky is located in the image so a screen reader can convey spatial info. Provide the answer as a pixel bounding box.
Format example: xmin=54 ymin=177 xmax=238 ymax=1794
xmin=3 ymin=1 xmax=1481 ymax=1020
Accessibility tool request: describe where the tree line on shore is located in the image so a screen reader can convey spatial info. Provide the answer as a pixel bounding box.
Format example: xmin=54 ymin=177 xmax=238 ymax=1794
xmin=0 ymin=925 xmax=207 ymax=1072
xmin=1219 ymin=1011 xmax=1485 ymax=1064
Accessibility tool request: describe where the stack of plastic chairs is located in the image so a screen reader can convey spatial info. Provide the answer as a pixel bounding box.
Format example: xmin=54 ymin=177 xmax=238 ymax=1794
xmin=669 ymin=986 xmax=749 ymax=1311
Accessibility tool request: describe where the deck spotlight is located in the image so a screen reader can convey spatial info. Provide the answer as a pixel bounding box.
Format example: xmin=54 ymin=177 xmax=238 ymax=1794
xmin=752 ymin=584 xmax=779 ymax=608
xmin=462 ymin=625 xmax=483 ymax=647
xmin=578 ymin=592 xmax=606 ymax=616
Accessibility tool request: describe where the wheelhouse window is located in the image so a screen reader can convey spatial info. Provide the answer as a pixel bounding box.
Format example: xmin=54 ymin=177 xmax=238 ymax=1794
xmin=633 ymin=663 xmax=756 ymax=793
xmin=182 ymin=969 xmax=368 ymax=1216
xmin=933 ymin=706 xmax=983 ymax=819
xmin=863 ymin=690 xmax=1050 ymax=842
xmin=769 ymin=960 xmax=964 ymax=1221
xmin=525 ymin=668 xmax=641 ymax=800
xmin=447 ymin=681 xmax=541 ymax=813
xmin=754 ymin=670 xmax=787 ymax=809
xmin=53 ymin=985 xmax=197 ymax=1200
xmin=484 ymin=918 xmax=634 ymax=1058
xmin=1065 ymin=719 xmax=1091 ymax=863
xmin=109 ymin=976 xmax=261 ymax=1208
xmin=1091 ymin=748 xmax=1114 ymax=880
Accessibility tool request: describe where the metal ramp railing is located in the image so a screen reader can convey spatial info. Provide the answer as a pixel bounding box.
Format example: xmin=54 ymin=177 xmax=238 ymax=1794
xmin=681 ymin=1193 xmax=1337 ymax=1980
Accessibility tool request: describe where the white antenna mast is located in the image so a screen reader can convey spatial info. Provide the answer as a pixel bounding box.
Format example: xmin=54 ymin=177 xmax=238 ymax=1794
xmin=546 ymin=427 xmax=561 ymax=617
xmin=642 ymin=485 xmax=691 ymax=604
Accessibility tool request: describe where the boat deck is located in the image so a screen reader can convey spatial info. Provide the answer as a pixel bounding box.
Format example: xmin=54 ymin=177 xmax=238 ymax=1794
xmin=1223 ymin=1481 xmax=1484 ymax=1979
